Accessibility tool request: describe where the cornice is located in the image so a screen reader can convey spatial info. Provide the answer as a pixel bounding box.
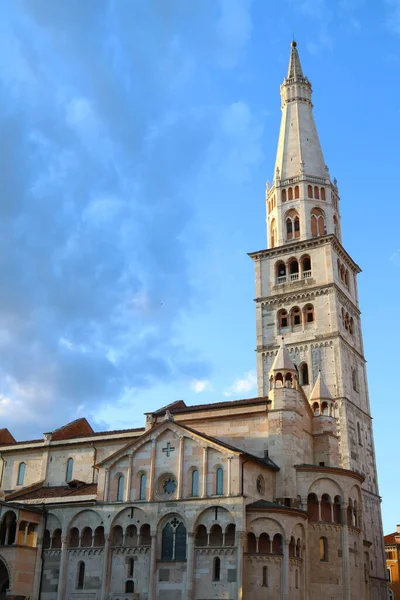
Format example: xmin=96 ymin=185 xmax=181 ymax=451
xmin=255 ymin=282 xmax=361 ymax=317
xmin=248 ymin=234 xmax=361 ymax=274
xmin=294 ymin=464 xmax=364 ymax=483
xmin=258 ymin=332 xmax=366 ymax=364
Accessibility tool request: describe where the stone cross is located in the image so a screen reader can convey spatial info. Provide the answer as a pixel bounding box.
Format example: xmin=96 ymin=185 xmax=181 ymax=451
xmin=162 ymin=442 xmax=175 ymax=457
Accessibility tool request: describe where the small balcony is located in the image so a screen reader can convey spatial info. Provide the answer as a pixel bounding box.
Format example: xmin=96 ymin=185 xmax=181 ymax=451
xmin=275 ymin=271 xmax=312 ymax=285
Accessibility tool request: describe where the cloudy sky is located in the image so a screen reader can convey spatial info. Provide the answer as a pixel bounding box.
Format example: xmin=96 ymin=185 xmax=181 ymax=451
xmin=0 ymin=0 xmax=399 ymax=531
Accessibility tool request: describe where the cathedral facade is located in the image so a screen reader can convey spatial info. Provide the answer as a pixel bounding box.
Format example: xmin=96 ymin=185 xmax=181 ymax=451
xmin=0 ymin=42 xmax=387 ymax=600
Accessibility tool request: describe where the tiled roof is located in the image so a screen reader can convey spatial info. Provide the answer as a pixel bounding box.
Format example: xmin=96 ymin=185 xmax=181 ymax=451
xmin=384 ymin=532 xmax=399 ymax=545
xmin=6 ymin=482 xmax=97 ymax=501
xmin=151 ymin=396 xmax=269 ymax=416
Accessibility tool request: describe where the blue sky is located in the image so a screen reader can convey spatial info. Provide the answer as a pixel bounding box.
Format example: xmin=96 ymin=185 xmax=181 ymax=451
xmin=0 ymin=0 xmax=399 ymax=532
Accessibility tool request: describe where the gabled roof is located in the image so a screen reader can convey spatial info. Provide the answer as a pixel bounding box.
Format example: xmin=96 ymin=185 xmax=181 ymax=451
xmin=146 ymin=396 xmax=269 ymax=418
xmin=46 ymin=417 xmax=94 ymax=441
xmin=309 ymin=372 xmax=333 ymax=401
xmin=270 ymin=338 xmax=296 ymax=373
xmin=6 ymin=481 xmax=97 ymax=502
xmin=96 ymin=418 xmax=279 ymax=472
xmin=0 ymin=428 xmax=16 ymax=446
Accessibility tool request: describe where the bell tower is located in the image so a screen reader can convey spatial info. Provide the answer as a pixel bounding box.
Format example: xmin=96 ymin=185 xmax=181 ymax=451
xmin=249 ymin=41 xmax=386 ymax=587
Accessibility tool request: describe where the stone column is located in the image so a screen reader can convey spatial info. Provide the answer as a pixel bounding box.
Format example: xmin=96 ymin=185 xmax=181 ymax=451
xmin=341 ymin=505 xmax=351 ymax=600
xmin=185 ymin=532 xmax=195 ymax=600
xmin=104 ymin=468 xmax=109 ymax=503
xmin=56 ymin=535 xmax=68 ymax=600
xmin=201 ymin=447 xmax=208 ymax=498
xmin=177 ymin=436 xmax=185 ymax=499
xmin=148 ymin=531 xmax=157 ymax=600
xmin=23 ymin=522 xmax=29 ymax=545
xmin=318 ymin=501 xmax=322 ymax=521
xmin=236 ymin=530 xmax=246 ymax=600
xmin=227 ymin=457 xmax=232 ymax=496
xmin=281 ymin=539 xmax=290 ymax=600
xmin=149 ymin=440 xmax=156 ymax=500
xmin=32 ymin=519 xmax=45 ymax=600
xmin=100 ymin=533 xmax=111 ymax=600
xmin=125 ymin=454 xmax=133 ymax=502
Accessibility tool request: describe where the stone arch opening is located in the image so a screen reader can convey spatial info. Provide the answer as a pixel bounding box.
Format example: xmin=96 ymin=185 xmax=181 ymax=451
xmin=0 ymin=558 xmax=9 ymax=596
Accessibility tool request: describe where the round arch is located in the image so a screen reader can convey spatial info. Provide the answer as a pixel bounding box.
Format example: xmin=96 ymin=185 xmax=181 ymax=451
xmin=193 ymin=506 xmax=235 ymax=532
xmin=307 ymin=477 xmax=344 ymax=500
xmin=110 ymin=506 xmax=148 ymax=530
xmin=0 ymin=555 xmax=10 ymax=593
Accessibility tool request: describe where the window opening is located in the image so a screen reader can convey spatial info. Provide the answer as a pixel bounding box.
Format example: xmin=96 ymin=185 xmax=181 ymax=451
xmin=17 ymin=463 xmax=26 ymax=486
xmin=213 ymin=557 xmax=221 ymax=581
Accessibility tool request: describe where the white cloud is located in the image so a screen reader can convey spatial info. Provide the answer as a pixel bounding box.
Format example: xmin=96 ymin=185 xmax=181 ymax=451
xmin=224 ymin=370 xmax=257 ymax=397
xmin=191 ymin=379 xmax=212 ymax=393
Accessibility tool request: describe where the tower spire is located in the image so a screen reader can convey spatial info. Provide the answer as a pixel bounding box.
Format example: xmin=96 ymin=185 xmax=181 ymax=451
xmin=287 ymin=40 xmax=304 ymax=79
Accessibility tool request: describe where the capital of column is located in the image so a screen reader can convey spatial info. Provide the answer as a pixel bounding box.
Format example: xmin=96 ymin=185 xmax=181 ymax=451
xmin=105 ymin=533 xmax=111 ymax=542
xmin=187 ymin=532 xmax=195 ymax=539
xmin=61 ymin=536 xmax=68 ymax=545
xmin=151 ymin=531 xmax=157 ymax=538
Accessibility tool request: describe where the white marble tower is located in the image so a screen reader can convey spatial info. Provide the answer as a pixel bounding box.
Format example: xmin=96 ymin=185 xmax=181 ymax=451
xmin=250 ymin=41 xmax=387 ymax=592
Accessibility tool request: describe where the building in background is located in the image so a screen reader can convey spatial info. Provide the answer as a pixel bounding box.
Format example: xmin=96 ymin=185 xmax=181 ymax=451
xmin=0 ymin=42 xmax=388 ymax=600
xmin=385 ymin=527 xmax=400 ymax=599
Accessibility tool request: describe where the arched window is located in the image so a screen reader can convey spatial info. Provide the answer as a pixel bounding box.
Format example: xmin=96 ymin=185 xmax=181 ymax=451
xmin=357 ymin=422 xmax=362 ymax=446
xmin=161 ymin=523 xmax=173 ymax=560
xmin=66 ymin=458 xmax=73 ymax=482
xmin=17 ymin=462 xmax=26 ymax=486
xmin=307 ymin=493 xmax=319 ymax=522
xmin=321 ymin=494 xmax=332 ymax=521
xmin=216 ymin=468 xmax=224 ymax=495
xmin=125 ymin=580 xmax=134 ymax=593
xmin=161 ymin=520 xmax=187 ymax=561
xmin=139 ymin=473 xmax=147 ymax=500
xmin=81 ymin=527 xmax=92 ymax=547
xmin=270 ymin=219 xmax=276 ymax=248
xmin=296 ymin=538 xmax=301 ymax=557
xmin=111 ymin=525 xmax=123 ymax=547
xmin=300 ymin=363 xmax=309 ymax=385
xmin=294 ymin=185 xmax=300 ymax=199
xmin=272 ymin=533 xmax=283 ymax=554
xmin=262 ymin=565 xmax=268 ymax=586
xmin=247 ymin=532 xmax=257 ymax=553
xmin=77 ymin=561 xmax=85 ymax=589
xmin=94 ymin=526 xmax=105 ymax=547
xmin=52 ymin=529 xmax=61 ymax=549
xmin=349 ymin=317 xmax=354 ymax=335
xmin=291 ymin=307 xmax=301 ymax=327
xmin=213 ymin=557 xmax=221 ymax=581
xmin=319 ymin=537 xmax=328 ymax=561
xmin=311 ymin=207 xmax=326 ymax=237
xmin=210 ymin=524 xmax=223 ymax=546
xmin=126 ymin=525 xmax=138 ymax=547
xmin=347 ymin=499 xmax=354 ymax=526
xmin=276 ymin=261 xmax=286 ymax=283
xmin=68 ymin=527 xmax=79 ymax=548
xmin=278 ymin=309 xmax=288 ymax=330
xmin=314 ymin=186 xmax=320 ymax=199
xmin=321 ymin=187 xmax=326 ymax=201
xmin=308 ymin=185 xmax=313 ymax=198
xmin=259 ymin=532 xmax=270 ymax=553
xmin=285 ymin=210 xmax=300 ymax=240
xmin=312 ymin=402 xmax=320 ymax=416
xmin=117 ymin=475 xmax=124 ymax=502
xmin=140 ymin=523 xmax=151 ymax=546
xmin=304 ymin=304 xmax=314 ymax=323
xmin=289 ymin=258 xmax=299 ymax=280
xmin=301 ymin=255 xmax=311 ymax=276
xmin=195 ymin=524 xmax=207 ymax=546
xmin=281 ymin=189 xmax=287 ymax=202
xmin=191 ymin=469 xmax=199 ymax=497
xmin=288 ymin=187 xmax=293 ymax=201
